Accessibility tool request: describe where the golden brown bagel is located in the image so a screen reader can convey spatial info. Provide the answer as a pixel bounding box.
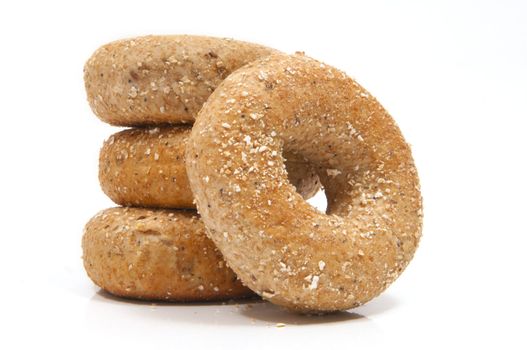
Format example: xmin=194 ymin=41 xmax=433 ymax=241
xmin=82 ymin=207 xmax=254 ymax=301
xmin=84 ymin=35 xmax=279 ymax=126
xmin=99 ymin=126 xmax=320 ymax=209
xmin=186 ymin=54 xmax=423 ymax=312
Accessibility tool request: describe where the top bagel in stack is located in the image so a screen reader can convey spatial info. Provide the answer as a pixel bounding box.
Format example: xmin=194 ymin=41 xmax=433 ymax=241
xmin=84 ymin=35 xmax=280 ymax=126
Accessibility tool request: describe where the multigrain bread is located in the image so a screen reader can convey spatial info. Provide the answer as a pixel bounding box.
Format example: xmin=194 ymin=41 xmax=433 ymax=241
xmin=84 ymin=35 xmax=279 ymax=126
xmin=186 ymin=53 xmax=423 ymax=312
xmin=82 ymin=207 xmax=254 ymax=301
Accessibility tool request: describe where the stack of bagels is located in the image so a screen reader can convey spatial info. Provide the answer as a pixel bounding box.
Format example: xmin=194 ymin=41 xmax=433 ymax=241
xmin=82 ymin=35 xmax=422 ymax=313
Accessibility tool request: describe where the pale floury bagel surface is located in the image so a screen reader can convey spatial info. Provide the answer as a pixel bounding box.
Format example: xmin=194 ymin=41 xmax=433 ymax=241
xmin=99 ymin=126 xmax=321 ymax=209
xmin=186 ymin=54 xmax=423 ymax=312
xmin=82 ymin=207 xmax=254 ymax=301
xmin=84 ymin=35 xmax=279 ymax=126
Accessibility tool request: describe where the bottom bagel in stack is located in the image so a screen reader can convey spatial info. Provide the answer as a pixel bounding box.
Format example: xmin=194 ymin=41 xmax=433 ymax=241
xmin=82 ymin=207 xmax=253 ymax=301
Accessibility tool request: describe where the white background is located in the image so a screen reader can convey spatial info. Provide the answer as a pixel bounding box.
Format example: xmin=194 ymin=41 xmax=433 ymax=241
xmin=1 ymin=0 xmax=526 ymax=349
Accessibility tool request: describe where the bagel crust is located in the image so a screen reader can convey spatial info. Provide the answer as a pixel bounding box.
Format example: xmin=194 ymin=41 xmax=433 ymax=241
xmin=82 ymin=207 xmax=254 ymax=301
xmin=84 ymin=35 xmax=278 ymax=126
xmin=186 ymin=54 xmax=423 ymax=312
xmin=99 ymin=126 xmax=320 ymax=209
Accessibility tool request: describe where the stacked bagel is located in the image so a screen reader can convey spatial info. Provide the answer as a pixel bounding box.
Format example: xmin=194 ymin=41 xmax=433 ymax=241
xmin=83 ymin=35 xmax=423 ymax=313
xmin=82 ymin=36 xmax=320 ymax=302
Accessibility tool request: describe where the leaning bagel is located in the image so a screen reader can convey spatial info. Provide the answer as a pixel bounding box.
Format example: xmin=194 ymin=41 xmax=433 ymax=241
xmin=82 ymin=207 xmax=254 ymax=301
xmin=99 ymin=126 xmax=320 ymax=209
xmin=186 ymin=53 xmax=423 ymax=312
xmin=84 ymin=35 xmax=279 ymax=126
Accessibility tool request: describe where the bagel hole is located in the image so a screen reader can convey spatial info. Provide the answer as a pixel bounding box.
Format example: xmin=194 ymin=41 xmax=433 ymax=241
xmin=306 ymin=188 xmax=328 ymax=213
xmin=283 ymin=156 xmax=328 ymax=213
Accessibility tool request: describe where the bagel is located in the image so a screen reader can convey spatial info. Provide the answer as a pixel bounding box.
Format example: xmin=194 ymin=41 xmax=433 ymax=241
xmin=185 ymin=53 xmax=423 ymax=312
xmin=82 ymin=207 xmax=254 ymax=301
xmin=99 ymin=126 xmax=320 ymax=209
xmin=84 ymin=35 xmax=278 ymax=126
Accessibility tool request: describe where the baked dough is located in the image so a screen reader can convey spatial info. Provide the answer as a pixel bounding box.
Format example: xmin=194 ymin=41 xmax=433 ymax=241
xmin=82 ymin=207 xmax=254 ymax=301
xmin=84 ymin=35 xmax=278 ymax=126
xmin=186 ymin=53 xmax=423 ymax=312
